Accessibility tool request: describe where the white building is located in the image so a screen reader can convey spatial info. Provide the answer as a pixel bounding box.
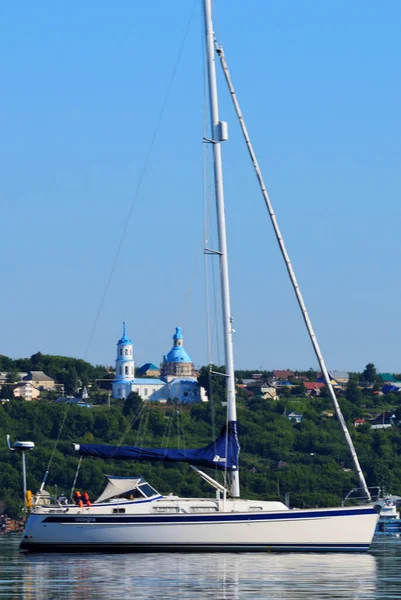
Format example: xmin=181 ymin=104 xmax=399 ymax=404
xmin=13 ymin=382 xmax=41 ymax=401
xmin=112 ymin=324 xmax=207 ymax=404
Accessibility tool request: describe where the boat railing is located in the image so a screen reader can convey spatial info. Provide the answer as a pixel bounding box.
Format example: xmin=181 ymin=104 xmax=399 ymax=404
xmin=342 ymin=487 xmax=381 ymax=506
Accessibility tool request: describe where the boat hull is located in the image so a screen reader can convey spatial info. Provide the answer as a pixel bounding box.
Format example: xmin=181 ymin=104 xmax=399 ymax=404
xmin=20 ymin=505 xmax=377 ymax=553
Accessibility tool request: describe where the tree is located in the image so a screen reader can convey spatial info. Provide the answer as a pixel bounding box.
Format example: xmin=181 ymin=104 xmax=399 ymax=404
xmin=306 ymin=368 xmax=317 ymax=381
xmin=197 ymin=365 xmax=226 ymax=403
xmin=346 ymin=379 xmax=362 ymax=405
xmin=30 ymin=352 xmax=45 ymax=371
xmin=6 ymin=369 xmax=20 ymax=384
xmin=123 ymin=391 xmax=143 ymax=417
xmin=361 ymin=363 xmax=377 ymax=383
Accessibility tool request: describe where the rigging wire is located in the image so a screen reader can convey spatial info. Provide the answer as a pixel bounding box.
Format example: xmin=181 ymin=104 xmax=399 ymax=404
xmin=39 ymin=402 xmax=71 ymax=493
xmin=39 ymin=0 xmax=199 ymax=491
xmin=134 ymin=401 xmax=151 ymax=455
xmin=112 ymin=401 xmax=147 ymax=454
xmin=69 ymin=456 xmax=82 ymax=501
xmin=161 ymin=409 xmax=174 ymax=456
xmin=176 ymin=406 xmax=181 ymax=451
xmin=201 ymin=17 xmax=217 ymax=465
xmin=215 ymin=40 xmax=371 ymax=501
xmin=83 ymin=0 xmax=199 ymax=361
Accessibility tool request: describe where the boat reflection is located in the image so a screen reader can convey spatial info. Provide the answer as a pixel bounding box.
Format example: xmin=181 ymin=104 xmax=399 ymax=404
xmin=21 ymin=549 xmax=377 ymax=599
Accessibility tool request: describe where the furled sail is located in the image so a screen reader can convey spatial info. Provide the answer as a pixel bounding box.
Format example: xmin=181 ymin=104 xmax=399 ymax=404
xmin=77 ymin=421 xmax=239 ymax=471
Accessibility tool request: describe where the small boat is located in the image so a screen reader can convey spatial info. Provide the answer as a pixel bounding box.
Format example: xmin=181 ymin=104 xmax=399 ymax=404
xmin=375 ymin=496 xmax=401 ymax=534
xmin=20 ymin=0 xmax=378 ymax=553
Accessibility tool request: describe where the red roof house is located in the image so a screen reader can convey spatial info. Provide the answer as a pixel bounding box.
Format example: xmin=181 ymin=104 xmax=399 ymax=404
xmin=273 ymin=370 xmax=295 ymax=379
xmin=303 ymin=382 xmax=325 ymax=396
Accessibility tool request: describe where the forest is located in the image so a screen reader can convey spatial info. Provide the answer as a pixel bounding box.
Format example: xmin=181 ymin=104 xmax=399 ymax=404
xmin=2 ymin=363 xmax=401 ymax=517
xmin=0 ymin=352 xmax=108 ymax=395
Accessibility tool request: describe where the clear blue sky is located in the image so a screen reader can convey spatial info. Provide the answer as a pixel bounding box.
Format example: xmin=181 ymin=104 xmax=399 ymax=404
xmin=1 ymin=1 xmax=400 ymax=373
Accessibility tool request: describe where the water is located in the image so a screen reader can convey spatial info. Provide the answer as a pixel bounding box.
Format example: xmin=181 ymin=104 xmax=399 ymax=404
xmin=1 ymin=536 xmax=400 ymax=599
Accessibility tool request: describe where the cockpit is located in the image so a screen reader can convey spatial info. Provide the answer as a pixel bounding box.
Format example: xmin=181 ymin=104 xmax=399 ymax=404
xmin=95 ymin=475 xmax=160 ymax=504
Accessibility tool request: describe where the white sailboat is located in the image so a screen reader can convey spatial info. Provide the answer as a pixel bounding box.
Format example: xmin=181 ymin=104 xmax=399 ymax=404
xmin=20 ymin=0 xmax=378 ymax=553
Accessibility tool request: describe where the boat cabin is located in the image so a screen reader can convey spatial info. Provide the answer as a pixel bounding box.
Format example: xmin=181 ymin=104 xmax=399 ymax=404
xmin=95 ymin=475 xmax=160 ymax=504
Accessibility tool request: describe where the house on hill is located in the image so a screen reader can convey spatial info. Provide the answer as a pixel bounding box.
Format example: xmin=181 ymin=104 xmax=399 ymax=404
xmin=378 ymin=373 xmax=396 ymax=383
xmin=370 ymin=412 xmax=396 ymax=429
xmin=304 ymin=382 xmax=325 ymax=396
xmin=245 ymin=383 xmax=278 ymax=400
xmin=286 ymin=411 xmax=303 ymax=423
xmin=136 ymin=363 xmax=161 ymax=378
xmin=381 ymin=383 xmax=401 ymax=394
xmin=274 ymin=379 xmax=293 ymax=388
xmin=330 ymin=371 xmax=349 ymax=385
xmin=273 ymin=370 xmax=294 ymax=380
xmin=23 ymin=371 xmax=55 ymax=390
xmin=316 ymin=375 xmax=341 ymax=389
xmin=13 ymin=382 xmax=40 ymax=401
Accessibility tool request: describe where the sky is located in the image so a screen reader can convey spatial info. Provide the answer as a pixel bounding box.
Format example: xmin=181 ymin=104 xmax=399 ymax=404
xmin=1 ymin=1 xmax=400 ymax=373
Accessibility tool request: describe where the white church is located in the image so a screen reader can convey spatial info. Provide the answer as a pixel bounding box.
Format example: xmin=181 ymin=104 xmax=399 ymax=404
xmin=112 ymin=323 xmax=207 ymax=404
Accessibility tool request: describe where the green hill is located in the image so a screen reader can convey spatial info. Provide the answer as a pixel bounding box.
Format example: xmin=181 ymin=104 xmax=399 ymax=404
xmin=1 ymin=383 xmax=401 ymax=516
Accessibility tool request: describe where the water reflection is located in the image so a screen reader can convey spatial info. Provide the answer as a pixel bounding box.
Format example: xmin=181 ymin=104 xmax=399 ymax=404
xmin=3 ymin=536 xmax=401 ymax=599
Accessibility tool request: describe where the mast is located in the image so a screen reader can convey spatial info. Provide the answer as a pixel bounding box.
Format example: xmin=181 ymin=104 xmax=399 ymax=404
xmin=203 ymin=0 xmax=239 ymax=497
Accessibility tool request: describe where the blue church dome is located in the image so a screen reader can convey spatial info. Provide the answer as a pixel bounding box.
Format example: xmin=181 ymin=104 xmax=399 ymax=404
xmin=174 ymin=327 xmax=184 ymax=340
xmin=163 ymin=326 xmax=193 ymax=363
xmin=117 ymin=322 xmax=132 ymax=345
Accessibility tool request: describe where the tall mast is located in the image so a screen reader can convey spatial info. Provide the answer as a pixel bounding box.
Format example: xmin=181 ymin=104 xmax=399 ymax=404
xmin=203 ymin=0 xmax=239 ymax=497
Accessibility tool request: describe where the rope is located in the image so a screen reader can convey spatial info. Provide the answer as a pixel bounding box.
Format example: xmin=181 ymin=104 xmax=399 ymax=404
xmin=202 ymin=18 xmax=221 ymax=482
xmin=37 ymin=0 xmax=199 ymax=492
xmin=39 ymin=403 xmax=71 ymax=492
xmin=216 ymin=40 xmax=371 ymax=500
xmin=69 ymin=456 xmax=82 ymax=501
xmin=111 ymin=401 xmax=147 ymax=457
xmin=161 ymin=409 xmax=174 ymax=456
xmin=83 ymin=0 xmax=199 ymax=360
xmin=134 ymin=401 xmax=151 ymax=456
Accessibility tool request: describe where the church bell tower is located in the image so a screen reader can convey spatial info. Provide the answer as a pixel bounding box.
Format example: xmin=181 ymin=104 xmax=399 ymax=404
xmin=113 ymin=322 xmax=135 ymax=399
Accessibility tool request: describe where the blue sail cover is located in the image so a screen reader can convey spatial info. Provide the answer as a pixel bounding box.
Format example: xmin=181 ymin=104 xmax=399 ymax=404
xmin=78 ymin=421 xmax=239 ymax=471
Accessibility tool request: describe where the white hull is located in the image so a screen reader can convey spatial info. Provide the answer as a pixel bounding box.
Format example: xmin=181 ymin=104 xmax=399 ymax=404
xmin=20 ymin=504 xmax=378 ymax=553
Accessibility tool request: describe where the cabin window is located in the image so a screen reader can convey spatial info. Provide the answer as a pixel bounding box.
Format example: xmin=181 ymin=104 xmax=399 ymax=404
xmin=139 ymin=483 xmax=158 ymax=498
xmin=116 ymin=488 xmax=145 ymax=500
xmin=112 ymin=508 xmax=126 ymax=514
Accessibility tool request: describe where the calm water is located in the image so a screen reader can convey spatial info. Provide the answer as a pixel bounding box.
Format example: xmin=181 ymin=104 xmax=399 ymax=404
xmin=1 ymin=536 xmax=401 ymax=599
